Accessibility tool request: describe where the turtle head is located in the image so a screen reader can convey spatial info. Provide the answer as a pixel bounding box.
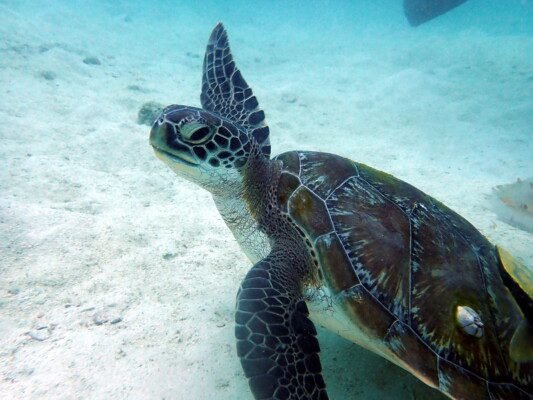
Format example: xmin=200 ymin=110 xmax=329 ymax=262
xmin=150 ymin=105 xmax=261 ymax=194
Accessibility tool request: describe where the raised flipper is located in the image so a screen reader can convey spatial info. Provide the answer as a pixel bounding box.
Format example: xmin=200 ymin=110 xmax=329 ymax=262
xmin=201 ymin=23 xmax=270 ymax=156
xmin=235 ymin=253 xmax=328 ymax=399
xmin=403 ymin=0 xmax=469 ymax=27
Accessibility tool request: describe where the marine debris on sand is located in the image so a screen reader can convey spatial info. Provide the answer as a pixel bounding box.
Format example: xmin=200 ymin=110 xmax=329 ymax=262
xmin=490 ymin=178 xmax=533 ymax=233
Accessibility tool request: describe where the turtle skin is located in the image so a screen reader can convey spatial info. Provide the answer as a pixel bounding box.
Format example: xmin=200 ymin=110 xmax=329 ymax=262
xmin=274 ymin=150 xmax=532 ymax=399
xmin=152 ymin=23 xmax=532 ymax=400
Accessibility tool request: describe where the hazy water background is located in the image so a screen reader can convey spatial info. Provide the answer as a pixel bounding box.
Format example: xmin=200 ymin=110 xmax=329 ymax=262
xmin=1 ymin=1 xmax=532 ymax=399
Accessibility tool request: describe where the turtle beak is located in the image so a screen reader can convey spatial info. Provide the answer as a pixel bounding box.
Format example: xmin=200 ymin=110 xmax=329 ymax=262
xmin=149 ymin=122 xmax=198 ymax=166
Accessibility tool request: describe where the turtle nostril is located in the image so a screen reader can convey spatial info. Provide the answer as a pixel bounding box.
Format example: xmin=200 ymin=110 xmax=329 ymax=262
xmin=150 ymin=122 xmax=178 ymax=151
xmin=149 ymin=122 xmax=165 ymax=147
xmin=165 ymin=123 xmax=177 ymax=138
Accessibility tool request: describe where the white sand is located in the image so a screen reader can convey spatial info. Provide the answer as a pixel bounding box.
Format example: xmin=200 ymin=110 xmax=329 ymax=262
xmin=1 ymin=1 xmax=531 ymax=399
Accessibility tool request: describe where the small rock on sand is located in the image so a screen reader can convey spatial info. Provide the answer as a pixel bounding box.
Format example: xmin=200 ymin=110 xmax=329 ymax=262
xmin=83 ymin=56 xmax=101 ymax=65
xmin=27 ymin=330 xmax=50 ymax=341
xmin=137 ymin=101 xmax=164 ymax=126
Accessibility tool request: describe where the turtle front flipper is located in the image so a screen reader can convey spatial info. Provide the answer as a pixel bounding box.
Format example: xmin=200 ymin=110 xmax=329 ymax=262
xmin=201 ymin=23 xmax=271 ymax=157
xmin=236 ymin=254 xmax=328 ymax=400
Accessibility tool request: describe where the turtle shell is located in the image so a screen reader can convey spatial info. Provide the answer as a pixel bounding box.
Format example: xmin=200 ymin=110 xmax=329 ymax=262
xmin=274 ymin=150 xmax=532 ymax=399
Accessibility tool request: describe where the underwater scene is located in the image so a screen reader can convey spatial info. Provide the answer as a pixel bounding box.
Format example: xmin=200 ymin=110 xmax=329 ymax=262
xmin=1 ymin=0 xmax=532 ymax=399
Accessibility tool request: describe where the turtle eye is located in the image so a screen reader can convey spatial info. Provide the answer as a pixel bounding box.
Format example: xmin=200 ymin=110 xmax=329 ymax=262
xmin=180 ymin=123 xmax=213 ymax=144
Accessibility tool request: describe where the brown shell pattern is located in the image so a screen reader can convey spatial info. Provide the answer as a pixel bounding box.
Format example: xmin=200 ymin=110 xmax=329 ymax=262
xmin=274 ymin=150 xmax=532 ymax=399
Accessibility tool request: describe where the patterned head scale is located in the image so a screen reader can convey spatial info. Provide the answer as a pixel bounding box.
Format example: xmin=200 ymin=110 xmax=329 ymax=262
xmin=149 ymin=24 xmax=272 ymax=193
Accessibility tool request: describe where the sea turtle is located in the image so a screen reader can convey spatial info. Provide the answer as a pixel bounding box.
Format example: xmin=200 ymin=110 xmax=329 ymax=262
xmin=149 ymin=23 xmax=532 ymax=400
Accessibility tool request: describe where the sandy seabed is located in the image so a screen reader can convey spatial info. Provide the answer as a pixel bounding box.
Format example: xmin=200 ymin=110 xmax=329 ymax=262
xmin=1 ymin=1 xmax=532 ymax=399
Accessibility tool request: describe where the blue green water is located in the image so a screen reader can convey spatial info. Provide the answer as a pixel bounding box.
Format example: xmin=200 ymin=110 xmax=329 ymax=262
xmin=0 ymin=1 xmax=531 ymax=399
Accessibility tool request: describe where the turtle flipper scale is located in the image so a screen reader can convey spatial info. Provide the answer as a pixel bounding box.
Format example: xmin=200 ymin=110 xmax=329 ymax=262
xmin=236 ymin=255 xmax=328 ymax=400
xmin=201 ymin=23 xmax=270 ymax=156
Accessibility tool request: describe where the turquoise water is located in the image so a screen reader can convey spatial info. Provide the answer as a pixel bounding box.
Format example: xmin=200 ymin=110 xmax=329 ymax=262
xmin=1 ymin=1 xmax=532 ymax=399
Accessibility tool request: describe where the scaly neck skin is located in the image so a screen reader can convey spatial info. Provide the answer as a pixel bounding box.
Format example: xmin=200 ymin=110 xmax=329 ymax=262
xmin=212 ymin=150 xmax=277 ymax=264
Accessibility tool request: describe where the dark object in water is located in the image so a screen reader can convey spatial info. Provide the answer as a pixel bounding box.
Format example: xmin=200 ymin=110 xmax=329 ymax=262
xmin=404 ymin=0 xmax=468 ymax=26
xmin=137 ymin=101 xmax=164 ymax=126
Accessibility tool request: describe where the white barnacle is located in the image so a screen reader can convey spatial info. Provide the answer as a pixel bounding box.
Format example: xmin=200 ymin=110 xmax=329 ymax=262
xmin=456 ymin=305 xmax=484 ymax=338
